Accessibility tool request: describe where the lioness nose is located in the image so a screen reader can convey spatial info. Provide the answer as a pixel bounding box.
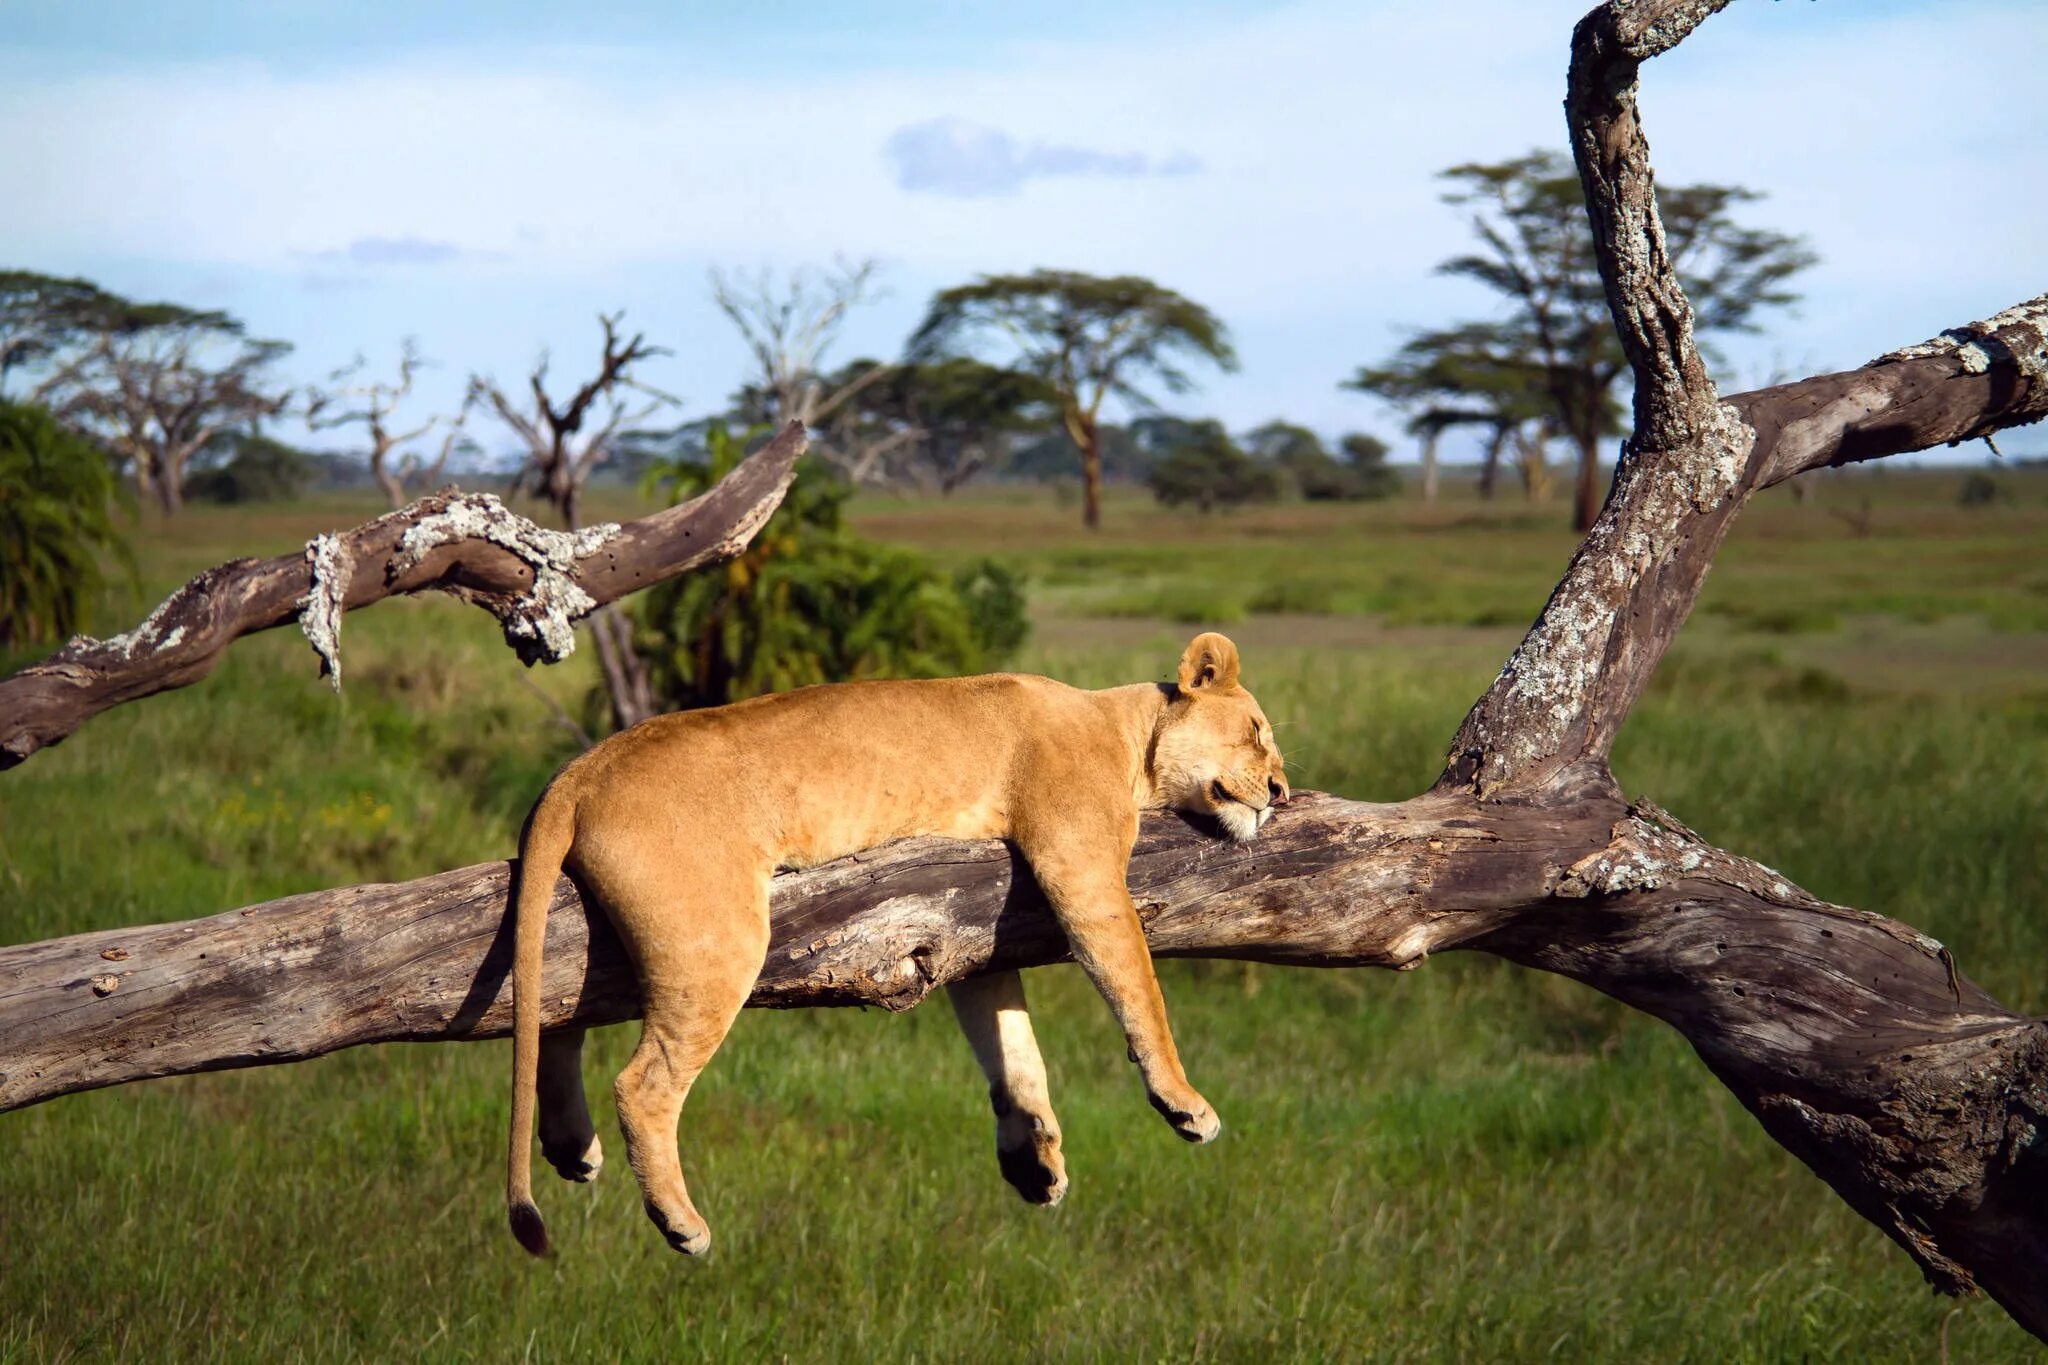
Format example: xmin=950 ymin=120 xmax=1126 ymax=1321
xmin=1268 ymin=778 xmax=1288 ymax=807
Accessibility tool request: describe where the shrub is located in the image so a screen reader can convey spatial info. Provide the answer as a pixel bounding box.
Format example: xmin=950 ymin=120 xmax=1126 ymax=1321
xmin=1957 ymin=471 xmax=2006 ymax=508
xmin=186 ymin=431 xmax=314 ymax=504
xmin=1149 ymin=429 xmax=1281 ymax=511
xmin=0 ymin=400 xmax=133 ymax=647
xmin=630 ymin=426 xmax=1030 ymax=712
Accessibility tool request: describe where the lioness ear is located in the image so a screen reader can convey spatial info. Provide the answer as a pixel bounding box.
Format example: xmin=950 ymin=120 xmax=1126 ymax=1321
xmin=1177 ymin=632 xmax=1241 ymax=692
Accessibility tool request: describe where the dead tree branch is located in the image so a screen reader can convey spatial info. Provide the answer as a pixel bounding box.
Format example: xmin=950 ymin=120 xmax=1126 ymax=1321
xmin=0 ymin=423 xmax=806 ymax=770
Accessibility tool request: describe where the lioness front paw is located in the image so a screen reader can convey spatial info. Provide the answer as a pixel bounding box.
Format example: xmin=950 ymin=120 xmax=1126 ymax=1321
xmin=1151 ymin=1092 xmax=1223 ymax=1144
xmin=644 ymin=1201 xmax=713 ymax=1257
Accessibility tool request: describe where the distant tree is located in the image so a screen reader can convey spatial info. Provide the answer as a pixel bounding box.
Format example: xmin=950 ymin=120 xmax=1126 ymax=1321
xmin=1004 ymin=422 xmax=1145 ymax=485
xmin=0 ymin=271 xmax=134 ymax=396
xmin=802 ymin=356 xmax=1057 ymax=493
xmin=185 ymin=430 xmax=316 ymax=505
xmin=1957 ymin=471 xmax=2007 ymax=508
xmin=0 ymin=400 xmax=133 ymax=647
xmin=43 ymin=299 xmax=292 ymax=516
xmin=469 ymin=312 xmax=677 ymax=731
xmin=1347 ymin=323 xmax=1558 ymax=504
xmin=307 ymin=339 xmax=472 ymax=509
xmin=712 ymin=260 xmax=903 ymax=483
xmin=632 ymin=425 xmax=1029 ymax=712
xmin=1148 ymin=421 xmax=1280 ymax=512
xmin=1351 ymin=151 xmax=1814 ymax=530
xmin=1237 ymin=420 xmax=1376 ymax=502
xmin=911 ymin=270 xmax=1237 ymax=529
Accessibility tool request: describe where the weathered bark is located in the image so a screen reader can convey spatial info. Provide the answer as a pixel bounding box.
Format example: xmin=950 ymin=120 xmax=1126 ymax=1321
xmin=0 ymin=423 xmax=807 ymax=769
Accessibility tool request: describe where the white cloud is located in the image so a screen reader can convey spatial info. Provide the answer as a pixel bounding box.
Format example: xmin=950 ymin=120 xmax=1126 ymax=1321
xmin=0 ymin=0 xmax=2040 ymax=447
xmin=884 ymin=117 xmax=1202 ymax=197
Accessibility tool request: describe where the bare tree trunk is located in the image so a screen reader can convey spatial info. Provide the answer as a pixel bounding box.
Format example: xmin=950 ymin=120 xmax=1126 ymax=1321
xmin=1476 ymin=424 xmax=1508 ymax=499
xmin=155 ymin=467 xmax=183 ymax=517
xmin=1079 ymin=417 xmax=1103 ymax=530
xmin=371 ymin=451 xmax=407 ymax=511
xmin=1419 ymin=428 xmax=1440 ymax=503
xmin=586 ymin=604 xmax=655 ymax=732
xmin=1514 ymin=427 xmax=1550 ymax=500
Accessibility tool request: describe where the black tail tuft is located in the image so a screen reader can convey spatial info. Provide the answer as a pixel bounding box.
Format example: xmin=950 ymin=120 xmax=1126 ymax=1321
xmin=509 ymin=1201 xmax=551 ymax=1257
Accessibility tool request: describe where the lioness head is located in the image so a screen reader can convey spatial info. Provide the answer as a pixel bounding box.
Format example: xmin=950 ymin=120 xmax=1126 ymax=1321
xmin=1153 ymin=632 xmax=1289 ymax=843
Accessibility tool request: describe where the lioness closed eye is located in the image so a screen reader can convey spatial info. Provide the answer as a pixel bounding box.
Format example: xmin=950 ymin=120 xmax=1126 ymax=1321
xmin=505 ymin=631 xmax=1288 ymax=1256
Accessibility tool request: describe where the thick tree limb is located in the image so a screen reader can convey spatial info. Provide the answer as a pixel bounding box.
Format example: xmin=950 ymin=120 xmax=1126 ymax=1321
xmin=0 ymin=422 xmax=805 ymax=770
xmin=3 ymin=790 xmax=2042 ymax=1335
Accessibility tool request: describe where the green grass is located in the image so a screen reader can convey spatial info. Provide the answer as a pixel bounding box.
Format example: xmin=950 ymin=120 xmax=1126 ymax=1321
xmin=1 ymin=469 xmax=2044 ymax=1360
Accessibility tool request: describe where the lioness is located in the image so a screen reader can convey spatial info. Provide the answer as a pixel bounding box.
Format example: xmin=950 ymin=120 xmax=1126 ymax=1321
xmin=505 ymin=632 xmax=1287 ymax=1256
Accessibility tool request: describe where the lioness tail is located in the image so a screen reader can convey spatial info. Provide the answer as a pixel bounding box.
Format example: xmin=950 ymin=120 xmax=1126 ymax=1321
xmin=507 ymin=788 xmax=575 ymax=1257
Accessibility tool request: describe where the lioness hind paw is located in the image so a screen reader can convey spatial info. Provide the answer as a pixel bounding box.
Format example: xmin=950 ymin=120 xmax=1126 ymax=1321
xmin=543 ymin=1134 xmax=604 ymax=1183
xmin=997 ymin=1143 xmax=1069 ymax=1206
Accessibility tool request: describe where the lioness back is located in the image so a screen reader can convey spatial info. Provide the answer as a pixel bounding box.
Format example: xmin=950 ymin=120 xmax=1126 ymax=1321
xmin=549 ymin=672 xmax=1124 ymax=873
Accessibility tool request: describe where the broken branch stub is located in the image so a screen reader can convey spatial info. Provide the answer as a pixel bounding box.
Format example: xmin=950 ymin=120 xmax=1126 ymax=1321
xmin=0 ymin=421 xmax=806 ymax=769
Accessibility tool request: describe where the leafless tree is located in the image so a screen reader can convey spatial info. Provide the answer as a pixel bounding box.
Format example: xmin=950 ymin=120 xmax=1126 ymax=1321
xmin=712 ymin=259 xmax=910 ymax=482
xmin=468 ymin=313 xmax=678 ymax=731
xmin=46 ymin=306 xmax=292 ymax=516
xmin=307 ymin=339 xmax=472 ymax=510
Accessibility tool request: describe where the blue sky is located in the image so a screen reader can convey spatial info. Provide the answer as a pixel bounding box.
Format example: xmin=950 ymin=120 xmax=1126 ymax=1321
xmin=4 ymin=0 xmax=2043 ymax=463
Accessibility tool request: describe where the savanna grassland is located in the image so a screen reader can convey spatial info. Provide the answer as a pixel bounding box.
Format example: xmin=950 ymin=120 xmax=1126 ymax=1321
xmin=2 ymin=468 xmax=2045 ymax=1362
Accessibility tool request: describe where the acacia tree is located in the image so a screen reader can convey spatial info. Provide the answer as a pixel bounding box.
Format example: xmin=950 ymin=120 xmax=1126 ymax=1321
xmin=1348 ymin=323 xmax=1560 ymax=502
xmin=469 ymin=313 xmax=676 ymax=731
xmin=307 ymin=339 xmax=471 ymax=510
xmin=855 ymin=358 xmax=1058 ymax=494
xmin=45 ymin=301 xmax=292 ymax=516
xmin=910 ymin=270 xmax=1237 ymax=529
xmin=3 ymin=0 xmax=2048 ymax=1340
xmin=1360 ymin=151 xmax=1813 ymax=530
xmin=0 ymin=271 xmax=136 ymax=396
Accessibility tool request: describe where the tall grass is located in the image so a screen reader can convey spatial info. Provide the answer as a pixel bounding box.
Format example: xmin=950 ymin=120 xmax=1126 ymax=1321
xmin=0 ymin=472 xmax=2042 ymax=1361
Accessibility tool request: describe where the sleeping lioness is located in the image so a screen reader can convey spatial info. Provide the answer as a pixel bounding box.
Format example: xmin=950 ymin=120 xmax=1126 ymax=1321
xmin=505 ymin=632 xmax=1288 ymax=1256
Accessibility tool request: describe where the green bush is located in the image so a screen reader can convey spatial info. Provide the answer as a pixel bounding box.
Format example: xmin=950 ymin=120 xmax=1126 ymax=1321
xmin=1149 ymin=428 xmax=1281 ymax=511
xmin=630 ymin=426 xmax=1030 ymax=712
xmin=0 ymin=400 xmax=132 ymax=647
xmin=186 ymin=431 xmax=313 ymax=504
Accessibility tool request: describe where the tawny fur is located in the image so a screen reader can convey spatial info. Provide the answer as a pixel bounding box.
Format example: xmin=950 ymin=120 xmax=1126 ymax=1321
xmin=506 ymin=632 xmax=1288 ymax=1256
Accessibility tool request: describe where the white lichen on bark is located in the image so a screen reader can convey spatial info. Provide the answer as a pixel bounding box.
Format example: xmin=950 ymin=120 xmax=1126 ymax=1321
xmin=388 ymin=494 xmax=620 ymax=664
xmin=297 ymin=533 xmax=356 ymax=690
xmin=1470 ymin=401 xmax=1756 ymax=789
xmin=1878 ymin=293 xmax=2048 ymax=385
xmin=87 ymin=594 xmax=187 ymax=661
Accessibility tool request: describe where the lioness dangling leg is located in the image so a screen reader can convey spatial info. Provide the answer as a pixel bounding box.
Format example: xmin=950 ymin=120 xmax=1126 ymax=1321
xmin=608 ymin=872 xmax=771 ymax=1257
xmin=1016 ymin=812 xmax=1220 ymax=1144
xmin=948 ymin=970 xmax=1068 ymax=1204
xmin=537 ymin=1028 xmax=603 ymax=1182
